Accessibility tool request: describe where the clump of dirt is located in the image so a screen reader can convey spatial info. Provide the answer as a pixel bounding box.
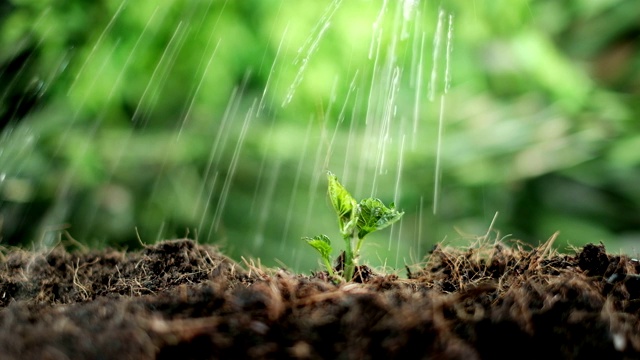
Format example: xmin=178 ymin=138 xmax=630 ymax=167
xmin=0 ymin=238 xmax=639 ymax=359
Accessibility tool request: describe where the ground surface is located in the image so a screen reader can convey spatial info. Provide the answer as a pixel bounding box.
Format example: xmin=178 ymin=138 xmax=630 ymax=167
xmin=0 ymin=238 xmax=639 ymax=359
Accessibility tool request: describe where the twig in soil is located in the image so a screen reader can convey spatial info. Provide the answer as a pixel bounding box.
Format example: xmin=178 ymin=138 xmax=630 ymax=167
xmin=242 ymin=256 xmax=267 ymax=279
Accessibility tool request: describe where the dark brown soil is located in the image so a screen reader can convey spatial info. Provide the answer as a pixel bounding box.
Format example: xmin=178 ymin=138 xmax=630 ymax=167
xmin=0 ymin=238 xmax=639 ymax=359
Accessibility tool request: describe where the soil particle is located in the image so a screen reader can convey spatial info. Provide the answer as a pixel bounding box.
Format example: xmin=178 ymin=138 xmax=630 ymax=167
xmin=0 ymin=239 xmax=639 ymax=359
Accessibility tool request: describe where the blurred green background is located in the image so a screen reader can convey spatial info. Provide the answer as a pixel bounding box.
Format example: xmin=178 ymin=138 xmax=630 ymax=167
xmin=1 ymin=0 xmax=639 ymax=272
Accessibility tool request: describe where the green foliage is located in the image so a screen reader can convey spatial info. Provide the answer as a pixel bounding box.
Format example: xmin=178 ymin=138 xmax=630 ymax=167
xmin=327 ymin=172 xmax=358 ymax=237
xmin=305 ymin=172 xmax=404 ymax=281
xmin=1 ymin=0 xmax=640 ymax=269
xmin=356 ymin=198 xmax=404 ymax=240
xmin=302 ymin=234 xmax=334 ymax=277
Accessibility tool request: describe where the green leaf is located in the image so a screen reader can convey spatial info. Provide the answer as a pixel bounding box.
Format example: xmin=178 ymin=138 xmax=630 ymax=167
xmin=327 ymin=171 xmax=358 ymax=234
xmin=357 ymin=198 xmax=404 ymax=239
xmin=304 ymin=234 xmax=335 ymax=276
xmin=304 ymin=234 xmax=333 ymax=260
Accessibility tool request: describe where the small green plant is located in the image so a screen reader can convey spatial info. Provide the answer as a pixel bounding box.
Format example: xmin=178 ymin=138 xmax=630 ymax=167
xmin=303 ymin=171 xmax=404 ymax=281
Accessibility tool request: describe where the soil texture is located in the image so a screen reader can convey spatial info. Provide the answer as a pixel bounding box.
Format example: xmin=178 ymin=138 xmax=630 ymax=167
xmin=0 ymin=238 xmax=639 ymax=359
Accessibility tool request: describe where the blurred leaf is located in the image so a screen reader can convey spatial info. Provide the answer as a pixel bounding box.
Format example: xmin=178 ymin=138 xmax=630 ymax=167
xmin=609 ymin=136 xmax=640 ymax=168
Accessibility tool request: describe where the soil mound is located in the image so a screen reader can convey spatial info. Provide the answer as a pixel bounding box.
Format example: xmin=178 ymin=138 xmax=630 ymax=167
xmin=0 ymin=238 xmax=638 ymax=359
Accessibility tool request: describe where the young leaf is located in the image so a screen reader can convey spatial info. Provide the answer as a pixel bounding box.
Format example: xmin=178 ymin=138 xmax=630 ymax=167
xmin=304 ymin=234 xmax=332 ymax=259
xmin=357 ymin=198 xmax=404 ymax=239
xmin=327 ymin=171 xmax=358 ymax=235
xmin=303 ymin=234 xmax=335 ymax=276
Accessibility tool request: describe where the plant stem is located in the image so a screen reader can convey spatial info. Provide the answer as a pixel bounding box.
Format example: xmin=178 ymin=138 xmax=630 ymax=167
xmin=323 ymin=258 xmax=335 ymax=277
xmin=355 ymin=236 xmax=365 ymax=254
xmin=343 ymin=233 xmax=357 ymax=281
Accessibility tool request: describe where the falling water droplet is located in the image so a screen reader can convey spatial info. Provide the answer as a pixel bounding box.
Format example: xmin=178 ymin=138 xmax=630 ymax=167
xmin=282 ymin=0 xmax=342 ymax=107
xmin=428 ymin=8 xmax=445 ymax=102
xmin=433 ymin=11 xmax=454 ymax=216
xmin=412 ymin=31 xmax=426 ymax=149
xmin=401 ymin=0 xmax=418 ymax=40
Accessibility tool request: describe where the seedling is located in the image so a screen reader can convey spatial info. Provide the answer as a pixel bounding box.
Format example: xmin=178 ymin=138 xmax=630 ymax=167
xmin=303 ymin=171 xmax=404 ymax=281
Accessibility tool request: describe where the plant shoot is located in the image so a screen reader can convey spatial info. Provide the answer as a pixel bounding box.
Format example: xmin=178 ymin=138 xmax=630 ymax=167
xmin=304 ymin=171 xmax=404 ymax=281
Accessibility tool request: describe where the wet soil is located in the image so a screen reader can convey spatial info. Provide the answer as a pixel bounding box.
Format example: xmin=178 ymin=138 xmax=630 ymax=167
xmin=0 ymin=238 xmax=639 ymax=359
